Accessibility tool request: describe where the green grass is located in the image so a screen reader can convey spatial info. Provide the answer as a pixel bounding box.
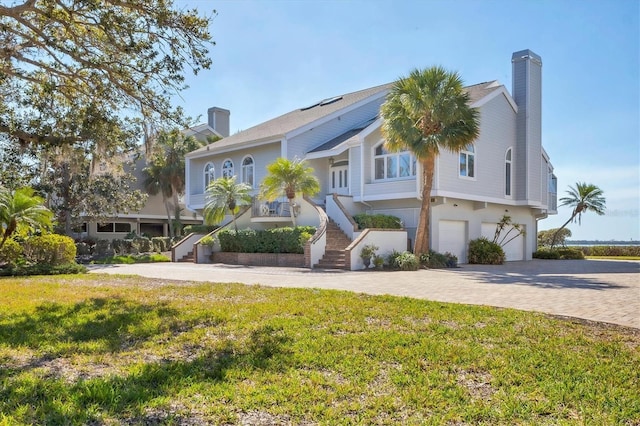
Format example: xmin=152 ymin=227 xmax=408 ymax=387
xmin=0 ymin=275 xmax=638 ymax=425
xmin=586 ymin=256 xmax=640 ymax=260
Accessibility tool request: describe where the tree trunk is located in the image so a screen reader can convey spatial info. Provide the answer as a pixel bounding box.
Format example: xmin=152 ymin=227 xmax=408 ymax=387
xmin=288 ymin=196 xmax=297 ymax=227
xmin=414 ymin=154 xmax=436 ymax=257
xmin=163 ymin=196 xmax=174 ymax=238
xmin=550 ymin=213 xmax=576 ymax=249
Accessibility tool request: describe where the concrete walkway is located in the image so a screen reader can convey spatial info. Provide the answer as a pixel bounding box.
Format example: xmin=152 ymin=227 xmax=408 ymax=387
xmin=88 ymin=259 xmax=640 ymax=329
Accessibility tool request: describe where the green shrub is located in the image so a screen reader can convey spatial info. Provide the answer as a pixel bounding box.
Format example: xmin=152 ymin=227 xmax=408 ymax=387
xmin=579 ymin=245 xmax=640 ymax=257
xmin=75 ymin=241 xmax=91 ymax=256
xmin=93 ymin=253 xmax=171 ymax=264
xmin=183 ymin=224 xmax=219 ymax=235
xmin=468 ymin=237 xmax=505 ymax=265
xmin=0 ymin=262 xmax=87 ymax=276
xmin=388 ymin=250 xmax=419 ymax=271
xmin=22 ymin=234 xmax=76 ymax=265
xmin=423 ymin=250 xmax=458 ymax=269
xmin=218 ymin=227 xmax=316 ymax=254
xmin=150 ymin=237 xmax=168 ymax=252
xmin=557 ymin=248 xmax=585 ymax=260
xmin=110 ymin=238 xmax=132 ymax=255
xmin=353 ymin=213 xmax=402 ymax=229
xmin=0 ymin=239 xmax=23 ymax=267
xmin=533 ymin=249 xmax=560 ymax=259
xmin=132 ymin=236 xmax=152 ymax=253
xmin=533 ymin=248 xmax=584 ymax=260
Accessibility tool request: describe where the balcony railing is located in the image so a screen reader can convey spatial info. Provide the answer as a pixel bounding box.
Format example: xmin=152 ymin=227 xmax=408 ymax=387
xmin=251 ymin=199 xmax=297 ymax=218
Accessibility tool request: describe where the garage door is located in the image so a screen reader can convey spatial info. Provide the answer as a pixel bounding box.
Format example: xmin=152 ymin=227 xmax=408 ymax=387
xmin=481 ymin=223 xmax=524 ymax=261
xmin=438 ymin=220 xmax=467 ymax=263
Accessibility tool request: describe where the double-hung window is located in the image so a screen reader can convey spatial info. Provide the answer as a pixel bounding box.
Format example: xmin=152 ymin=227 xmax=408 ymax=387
xmin=204 ymin=163 xmax=215 ymax=188
xmin=459 ymin=144 xmax=475 ymax=178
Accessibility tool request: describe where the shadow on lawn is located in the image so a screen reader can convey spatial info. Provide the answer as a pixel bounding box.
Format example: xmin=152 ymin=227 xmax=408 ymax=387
xmin=0 ymin=299 xmax=291 ymax=424
xmin=0 ymin=298 xmax=181 ymax=355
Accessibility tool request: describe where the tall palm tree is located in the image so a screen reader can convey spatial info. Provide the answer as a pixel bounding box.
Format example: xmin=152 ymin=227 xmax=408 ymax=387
xmin=204 ymin=176 xmax=253 ymax=231
xmin=0 ymin=186 xmax=53 ymax=249
xmin=144 ymin=129 xmax=204 ymax=237
xmin=260 ymin=157 xmax=320 ymax=226
xmin=551 ymin=182 xmax=606 ymax=248
xmin=381 ymin=66 xmax=480 ymax=256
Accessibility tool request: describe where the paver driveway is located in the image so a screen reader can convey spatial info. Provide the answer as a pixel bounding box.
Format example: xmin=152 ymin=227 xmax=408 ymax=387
xmin=89 ymin=259 xmax=640 ymax=329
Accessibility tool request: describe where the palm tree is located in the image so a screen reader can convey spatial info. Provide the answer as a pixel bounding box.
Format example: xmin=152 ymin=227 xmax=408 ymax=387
xmin=381 ymin=66 xmax=480 ymax=256
xmin=0 ymin=186 xmax=53 ymax=249
xmin=144 ymin=129 xmax=204 ymax=237
xmin=143 ymin=158 xmax=175 ymax=237
xmin=551 ymin=182 xmax=606 ymax=248
xmin=260 ymin=157 xmax=320 ymax=226
xmin=204 ymin=176 xmax=253 ymax=231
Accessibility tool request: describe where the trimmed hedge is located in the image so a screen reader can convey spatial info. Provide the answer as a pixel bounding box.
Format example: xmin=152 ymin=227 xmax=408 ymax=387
xmin=183 ymin=224 xmax=219 ymax=235
xmin=468 ymin=237 xmax=505 ymax=265
xmin=578 ymin=245 xmax=640 ymax=257
xmin=0 ymin=239 xmax=23 ymax=267
xmin=533 ymin=248 xmax=585 ymax=260
xmin=22 ymin=234 xmax=76 ymax=265
xmin=422 ymin=250 xmax=458 ymax=269
xmin=353 ymin=213 xmax=402 ymax=229
xmin=217 ymin=227 xmax=315 ymax=254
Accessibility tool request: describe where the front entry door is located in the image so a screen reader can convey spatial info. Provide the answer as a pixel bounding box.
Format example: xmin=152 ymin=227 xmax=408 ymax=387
xmin=330 ymin=163 xmax=349 ymax=195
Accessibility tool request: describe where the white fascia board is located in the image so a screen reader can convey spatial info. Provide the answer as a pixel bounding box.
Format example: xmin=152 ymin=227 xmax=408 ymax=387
xmin=542 ymin=147 xmax=551 ymax=163
xmin=432 ymin=189 xmax=543 ymax=207
xmin=358 ymin=191 xmax=420 ymax=202
xmin=471 ymin=86 xmax=518 ymax=114
xmin=186 ymin=137 xmax=283 ymax=160
xmin=285 ymin=90 xmax=390 ymax=140
xmin=359 ymin=117 xmax=382 ymax=139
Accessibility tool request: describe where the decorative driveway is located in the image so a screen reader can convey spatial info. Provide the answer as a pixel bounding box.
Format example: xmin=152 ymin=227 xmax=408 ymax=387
xmin=89 ymin=259 xmax=640 ymax=329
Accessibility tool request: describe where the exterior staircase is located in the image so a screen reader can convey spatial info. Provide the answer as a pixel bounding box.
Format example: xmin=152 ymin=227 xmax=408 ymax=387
xmin=177 ymin=251 xmax=194 ymax=262
xmin=315 ymin=220 xmax=352 ymax=270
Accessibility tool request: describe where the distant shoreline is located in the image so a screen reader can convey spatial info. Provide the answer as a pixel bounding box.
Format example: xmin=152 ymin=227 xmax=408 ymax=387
xmin=566 ymin=241 xmax=640 ymax=246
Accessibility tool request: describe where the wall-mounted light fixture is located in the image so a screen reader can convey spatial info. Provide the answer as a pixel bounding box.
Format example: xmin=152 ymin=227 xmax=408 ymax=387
xmin=505 ymin=209 xmax=509 ymax=212
xmin=329 ymin=157 xmax=334 ymax=166
xmin=453 ymin=204 xmax=458 ymax=207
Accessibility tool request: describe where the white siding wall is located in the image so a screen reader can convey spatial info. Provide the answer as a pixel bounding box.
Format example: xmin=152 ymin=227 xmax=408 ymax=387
xmin=187 ymin=143 xmax=281 ymax=209
xmin=436 ymin=95 xmax=517 ymax=200
xmin=288 ymin=98 xmax=384 ymax=160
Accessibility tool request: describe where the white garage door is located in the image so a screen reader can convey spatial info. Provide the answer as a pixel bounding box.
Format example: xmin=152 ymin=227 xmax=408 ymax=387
xmin=481 ymin=223 xmax=524 ymax=261
xmin=438 ymin=220 xmax=467 ymax=263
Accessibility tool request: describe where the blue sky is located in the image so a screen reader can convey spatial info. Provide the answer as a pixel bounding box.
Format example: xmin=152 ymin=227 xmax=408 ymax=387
xmin=175 ymin=0 xmax=639 ymax=241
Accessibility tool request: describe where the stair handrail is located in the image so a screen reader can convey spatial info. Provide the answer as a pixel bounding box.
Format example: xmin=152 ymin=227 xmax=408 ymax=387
xmin=304 ymin=195 xmax=328 ymax=268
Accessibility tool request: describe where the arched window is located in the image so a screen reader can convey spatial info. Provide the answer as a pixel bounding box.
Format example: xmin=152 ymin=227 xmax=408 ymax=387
xmin=222 ymin=159 xmax=234 ymax=178
xmin=241 ymin=156 xmax=254 ymax=187
xmin=459 ymin=144 xmax=475 ymax=178
xmin=204 ymin=162 xmax=215 ymax=189
xmin=505 ymin=148 xmax=512 ymax=196
xmin=374 ymin=143 xmax=416 ymax=181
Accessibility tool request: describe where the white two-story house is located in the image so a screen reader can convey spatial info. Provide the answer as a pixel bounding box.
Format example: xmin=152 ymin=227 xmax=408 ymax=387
xmin=183 ymin=49 xmax=557 ymax=265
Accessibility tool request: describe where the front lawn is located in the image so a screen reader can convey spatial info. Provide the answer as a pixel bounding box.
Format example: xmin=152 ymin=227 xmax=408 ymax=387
xmin=0 ymin=275 xmax=638 ymax=424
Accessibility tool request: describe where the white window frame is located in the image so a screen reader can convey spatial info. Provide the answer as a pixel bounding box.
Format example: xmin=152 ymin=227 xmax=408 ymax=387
xmin=241 ymin=155 xmax=255 ymax=187
xmin=222 ymin=159 xmax=234 ymax=178
xmin=459 ymin=144 xmax=475 ymax=179
xmin=204 ymin=162 xmax=215 ymax=189
xmin=505 ymin=148 xmax=512 ymax=197
xmin=373 ymin=142 xmax=416 ymax=181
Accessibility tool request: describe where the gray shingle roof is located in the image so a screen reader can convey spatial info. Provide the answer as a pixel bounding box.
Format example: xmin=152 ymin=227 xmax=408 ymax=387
xmin=187 ymin=80 xmax=503 ymax=157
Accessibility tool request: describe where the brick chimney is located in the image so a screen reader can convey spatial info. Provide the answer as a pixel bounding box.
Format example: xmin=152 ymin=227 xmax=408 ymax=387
xmin=207 ymin=107 xmax=230 ymax=138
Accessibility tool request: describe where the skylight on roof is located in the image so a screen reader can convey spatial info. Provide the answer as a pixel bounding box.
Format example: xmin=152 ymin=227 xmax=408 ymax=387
xmin=300 ymin=96 xmax=343 ymax=111
xmin=319 ymin=96 xmax=342 ymax=106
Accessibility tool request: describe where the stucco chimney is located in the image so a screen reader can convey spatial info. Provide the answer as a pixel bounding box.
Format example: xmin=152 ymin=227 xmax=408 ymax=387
xmin=512 ymin=49 xmax=542 ymax=202
xmin=207 ymin=107 xmax=230 ymax=138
